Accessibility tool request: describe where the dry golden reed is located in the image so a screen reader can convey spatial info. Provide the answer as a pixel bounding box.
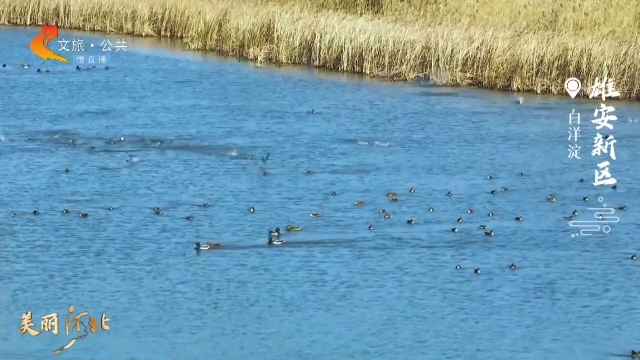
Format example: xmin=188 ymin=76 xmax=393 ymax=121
xmin=1 ymin=0 xmax=639 ymax=99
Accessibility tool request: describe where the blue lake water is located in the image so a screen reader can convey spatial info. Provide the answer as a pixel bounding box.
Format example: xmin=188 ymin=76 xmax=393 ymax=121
xmin=1 ymin=26 xmax=640 ymax=360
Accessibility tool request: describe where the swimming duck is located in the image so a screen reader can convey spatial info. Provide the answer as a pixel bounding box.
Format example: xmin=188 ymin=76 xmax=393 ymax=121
xmin=62 ymin=209 xmax=69 ymax=214
xmin=64 ymin=168 xmax=70 ymax=173
xmin=409 ymin=187 xmax=416 ymax=193
xmin=11 ymin=212 xmax=18 ymax=217
xmin=379 ymin=209 xmax=386 ymax=214
xmin=485 ymin=230 xmax=495 ymax=236
xmin=486 ymin=175 xmax=493 ymax=180
xmin=619 ymin=205 xmax=627 ymax=210
xmin=331 ymin=191 xmax=337 ymax=196
xmin=428 ymin=207 xmax=434 ymax=212
xmin=501 ymin=187 xmax=508 ymax=192
xmin=631 ymin=254 xmax=637 ymax=260
xmin=269 ymin=228 xmax=281 ymax=237
xmin=446 ymin=191 xmax=452 ymax=196
xmin=203 ymin=203 xmax=210 ymax=208
xmin=186 ymin=215 xmax=194 ymax=220
xmin=79 ymin=213 xmax=88 ymax=218
xmin=612 ymin=184 xmax=618 ymax=190
xmin=36 ymin=69 xmax=50 ymax=73
xmin=33 ymin=210 xmax=40 ymax=215
xmin=310 ymin=213 xmax=320 ymax=218
xmin=597 ymin=214 xmax=604 ymax=220
xmin=384 ymin=213 xmax=391 ymax=219
xmin=304 ymin=170 xmax=312 ymax=175
xmin=583 ymin=196 xmax=589 ymax=201
xmin=286 ymin=225 xmax=301 ymax=232
xmin=515 ymin=216 xmax=523 ymax=221
xmin=268 ymin=236 xmax=284 ymax=245
xmin=105 ymin=66 xmax=110 ymax=70
xmin=407 ymin=219 xmax=415 ymax=224
xmin=451 ymin=227 xmax=458 ymax=232
xmin=76 ymin=65 xmax=81 ymax=71
xmin=1 ymin=63 xmax=5 ymax=67
xmin=195 ymin=241 xmax=221 ymax=250
xmin=547 ymin=195 xmax=556 ymax=202
xmin=310 ymin=109 xmax=316 ymax=114
xmin=467 ymin=209 xmax=473 ymax=214
xmin=455 ymin=265 xmax=461 ymax=269
xmin=154 ymin=209 xmax=163 ymax=215
xmin=354 ymin=201 xmax=365 ymax=206
xmin=488 ymin=212 xmax=495 ymax=217
xmin=630 ymin=350 xmax=640 ymax=358
xmin=478 ymin=224 xmax=487 ymax=229
xmin=572 ymin=209 xmax=579 ymax=216
xmin=368 ymin=224 xmax=374 ymax=230
xmin=107 ymin=206 xmax=114 ymax=211
xmin=388 ymin=197 xmax=398 ymax=202
xmin=518 ymin=172 xmax=524 ymax=176
xmin=510 ymin=263 xmax=517 ymax=269
xmin=579 ymin=178 xmax=585 ymax=183
xmin=457 ymin=217 xmax=463 ymax=223
xmin=249 ymin=207 xmax=255 ymax=213
xmin=386 ymin=192 xmax=397 ymax=197
xmin=490 ymin=190 xmax=497 ymax=195
xmin=21 ymin=64 xmax=30 ymax=69
xmin=474 ymin=268 xmax=482 ymax=274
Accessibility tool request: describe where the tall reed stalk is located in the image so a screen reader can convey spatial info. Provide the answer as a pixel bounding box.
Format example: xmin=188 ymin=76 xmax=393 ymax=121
xmin=1 ymin=0 xmax=638 ymax=99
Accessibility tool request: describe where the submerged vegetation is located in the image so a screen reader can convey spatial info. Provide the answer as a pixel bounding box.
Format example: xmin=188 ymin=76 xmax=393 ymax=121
xmin=1 ymin=0 xmax=639 ymax=98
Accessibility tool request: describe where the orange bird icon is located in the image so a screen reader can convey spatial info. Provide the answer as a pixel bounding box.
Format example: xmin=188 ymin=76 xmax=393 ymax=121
xmin=30 ymin=25 xmax=69 ymax=63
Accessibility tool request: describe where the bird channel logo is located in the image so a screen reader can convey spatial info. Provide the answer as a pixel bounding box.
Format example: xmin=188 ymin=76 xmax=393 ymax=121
xmin=29 ymin=25 xmax=70 ymax=63
xmin=568 ymin=196 xmax=620 ymax=236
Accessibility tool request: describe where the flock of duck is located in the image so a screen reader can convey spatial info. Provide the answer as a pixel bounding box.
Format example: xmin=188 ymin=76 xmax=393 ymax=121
xmin=1 ymin=63 xmax=110 ymax=72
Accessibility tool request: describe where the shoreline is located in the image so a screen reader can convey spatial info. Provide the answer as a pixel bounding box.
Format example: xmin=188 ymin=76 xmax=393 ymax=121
xmin=1 ymin=0 xmax=638 ymax=100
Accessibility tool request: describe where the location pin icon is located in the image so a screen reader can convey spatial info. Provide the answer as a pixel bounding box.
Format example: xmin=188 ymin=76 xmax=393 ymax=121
xmin=565 ymin=78 xmax=582 ymax=99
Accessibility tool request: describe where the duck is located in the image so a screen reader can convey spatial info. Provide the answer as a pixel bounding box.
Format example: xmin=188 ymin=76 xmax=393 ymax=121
xmin=107 ymin=206 xmax=114 ymax=211
xmin=310 ymin=109 xmax=316 ymax=114
xmin=630 ymin=350 xmax=640 ymax=358
xmin=446 ymin=191 xmax=452 ymax=196
xmin=547 ymin=195 xmax=556 ymax=202
xmin=579 ymin=178 xmax=585 ymax=183
xmin=268 ymin=236 xmax=284 ymax=245
xmin=105 ymin=66 xmax=110 ymax=70
xmin=631 ymin=254 xmax=637 ymax=260
xmin=388 ymin=197 xmax=398 ymax=202
xmin=455 ymin=265 xmax=462 ymax=269
xmin=195 ymin=241 xmax=221 ymax=250
xmin=354 ymin=201 xmax=365 ymax=206
xmin=572 ymin=209 xmax=579 ymax=216
xmin=583 ymin=196 xmax=589 ymax=201
xmin=304 ymin=170 xmax=312 ymax=175
xmin=75 ymin=65 xmax=81 ymax=71
xmin=154 ymin=209 xmax=163 ymax=215
xmin=515 ymin=216 xmax=523 ymax=221
xmin=203 ymin=203 xmax=210 ymax=208
xmin=21 ymin=64 xmax=30 ymax=69
xmin=269 ymin=228 xmax=281 ymax=237
xmin=1 ymin=63 xmax=5 ymax=68
xmin=331 ymin=191 xmax=337 ymax=196
xmin=612 ymin=184 xmax=618 ymax=190
xmin=467 ymin=209 xmax=473 ymax=214
xmin=310 ymin=213 xmax=321 ymax=218
xmin=510 ymin=263 xmax=517 ymax=269
xmin=490 ymin=190 xmax=497 ymax=195
xmin=457 ymin=217 xmax=463 ymax=223
xmin=501 ymin=186 xmax=508 ymax=192
xmin=485 ymin=230 xmax=495 ymax=236
xmin=79 ymin=213 xmax=88 ymax=218
xmin=478 ymin=224 xmax=487 ymax=229
xmin=64 ymin=168 xmax=70 ymax=173
xmin=36 ymin=69 xmax=50 ymax=73
xmin=517 ymin=172 xmax=524 ymax=176
xmin=386 ymin=192 xmax=397 ymax=197
xmin=597 ymin=214 xmax=604 ymax=220
xmin=619 ymin=205 xmax=627 ymax=210
xmin=428 ymin=207 xmax=434 ymax=212
xmin=407 ymin=219 xmax=415 ymax=224
xmin=384 ymin=213 xmax=391 ymax=219
xmin=474 ymin=268 xmax=482 ymax=274
xmin=409 ymin=187 xmax=416 ymax=193
xmin=379 ymin=209 xmax=386 ymax=214
xmin=486 ymin=175 xmax=493 ymax=180
xmin=451 ymin=227 xmax=459 ymax=233
xmin=249 ymin=207 xmax=255 ymax=213
xmin=488 ymin=212 xmax=495 ymax=217
xmin=368 ymin=224 xmax=374 ymax=230
xmin=62 ymin=209 xmax=69 ymax=214
xmin=186 ymin=215 xmax=194 ymax=220
xmin=286 ymin=225 xmax=301 ymax=232
xmin=11 ymin=211 xmax=18 ymax=217
xmin=32 ymin=210 xmax=40 ymax=215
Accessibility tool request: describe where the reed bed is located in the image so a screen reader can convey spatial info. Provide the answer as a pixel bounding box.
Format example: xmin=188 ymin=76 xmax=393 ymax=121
xmin=1 ymin=0 xmax=639 ymax=98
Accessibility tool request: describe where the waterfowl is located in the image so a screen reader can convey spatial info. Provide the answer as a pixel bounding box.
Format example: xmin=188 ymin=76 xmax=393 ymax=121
xmin=384 ymin=213 xmax=391 ymax=219
xmin=32 ymin=210 xmax=40 ymax=215
xmin=195 ymin=241 xmax=221 ymax=250
xmin=79 ymin=213 xmax=88 ymax=218
xmin=501 ymin=187 xmax=508 ymax=192
xmin=37 ymin=69 xmax=50 ymax=73
xmin=107 ymin=206 xmax=114 ymax=211
xmin=630 ymin=350 xmax=640 ymax=358
xmin=486 ymin=175 xmax=493 ymax=180
xmin=510 ymin=263 xmax=517 ymax=269
xmin=62 ymin=209 xmax=69 ymax=214
xmin=455 ymin=265 xmax=461 ymax=269
xmin=474 ymin=268 xmax=482 ymax=274
xmin=613 ymin=184 xmax=618 ymax=190
xmin=407 ymin=219 xmax=415 ymax=224
xmin=268 ymin=236 xmax=284 ymax=245
xmin=451 ymin=227 xmax=458 ymax=232
xmin=518 ymin=172 xmax=524 ymax=176
xmin=467 ymin=209 xmax=473 ymax=214
xmin=354 ymin=201 xmax=365 ymax=206
xmin=21 ymin=64 xmax=30 ymax=69
xmin=386 ymin=192 xmax=397 ymax=197
xmin=154 ymin=209 xmax=163 ymax=215
xmin=75 ymin=65 xmax=81 ymax=71
xmin=485 ymin=230 xmax=495 ymax=236
xmin=249 ymin=207 xmax=255 ymax=213
xmin=310 ymin=109 xmax=316 ymax=114
xmin=310 ymin=213 xmax=320 ymax=218
xmin=186 ymin=215 xmax=194 ymax=220
xmin=478 ymin=225 xmax=487 ymax=229
xmin=428 ymin=207 xmax=434 ymax=212
xmin=579 ymin=178 xmax=585 ymax=183
xmin=457 ymin=217 xmax=463 ymax=223
xmin=379 ymin=209 xmax=386 ymax=214
xmin=597 ymin=214 xmax=604 ymax=220
xmin=515 ymin=216 xmax=523 ymax=221
xmin=105 ymin=66 xmax=110 ymax=70
xmin=11 ymin=212 xmax=18 ymax=217
xmin=154 ymin=207 xmax=161 ymax=212
xmin=269 ymin=228 xmax=281 ymax=237
xmin=619 ymin=205 xmax=627 ymax=210
xmin=304 ymin=170 xmax=312 ymax=175
xmin=547 ymin=195 xmax=556 ymax=202
xmin=64 ymin=168 xmax=70 ymax=173
xmin=488 ymin=212 xmax=495 ymax=217
xmin=409 ymin=187 xmax=416 ymax=193
xmin=368 ymin=224 xmax=374 ymax=230
xmin=572 ymin=209 xmax=579 ymax=216
xmin=388 ymin=197 xmax=398 ymax=202
xmin=203 ymin=203 xmax=210 ymax=208
xmin=631 ymin=254 xmax=637 ymax=260
xmin=286 ymin=225 xmax=301 ymax=232
xmin=446 ymin=191 xmax=452 ymax=196
xmin=331 ymin=191 xmax=337 ymax=196
xmin=490 ymin=190 xmax=497 ymax=195
xmin=563 ymin=215 xmax=573 ymax=220
xmin=583 ymin=196 xmax=589 ymax=201
xmin=1 ymin=63 xmax=5 ymax=67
